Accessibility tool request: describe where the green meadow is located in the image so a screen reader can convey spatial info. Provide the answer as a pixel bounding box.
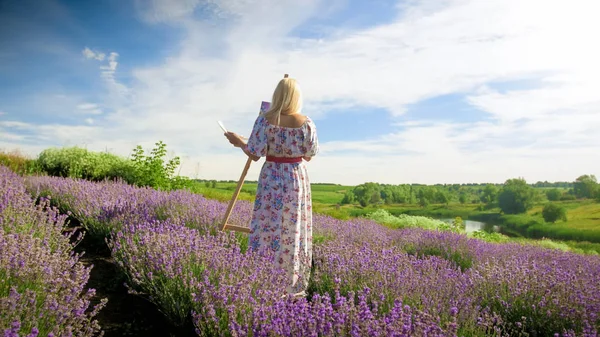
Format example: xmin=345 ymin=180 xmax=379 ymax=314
xmin=197 ymin=180 xmax=600 ymax=243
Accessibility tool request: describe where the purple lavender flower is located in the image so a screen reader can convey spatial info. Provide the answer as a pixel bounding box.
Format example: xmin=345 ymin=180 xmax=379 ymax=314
xmin=17 ymin=171 xmax=600 ymax=336
xmin=0 ymin=167 xmax=106 ymax=336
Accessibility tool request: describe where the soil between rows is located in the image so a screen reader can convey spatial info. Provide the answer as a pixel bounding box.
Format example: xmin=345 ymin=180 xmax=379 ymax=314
xmin=69 ymin=222 xmax=197 ymax=337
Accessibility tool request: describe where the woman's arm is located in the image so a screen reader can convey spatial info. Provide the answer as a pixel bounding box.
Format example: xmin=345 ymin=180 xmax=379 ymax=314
xmin=243 ymin=145 xmax=261 ymax=161
xmin=225 ymin=132 xmax=260 ymax=161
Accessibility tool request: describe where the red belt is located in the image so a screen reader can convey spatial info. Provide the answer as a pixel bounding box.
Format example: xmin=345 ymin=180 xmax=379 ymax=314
xmin=266 ymin=156 xmax=303 ymax=163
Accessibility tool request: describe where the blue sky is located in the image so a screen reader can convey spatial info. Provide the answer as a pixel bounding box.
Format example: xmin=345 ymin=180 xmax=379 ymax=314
xmin=1 ymin=0 xmax=599 ymax=185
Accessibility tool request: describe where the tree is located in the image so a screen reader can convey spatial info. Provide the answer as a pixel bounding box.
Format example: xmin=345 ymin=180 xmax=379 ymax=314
xmin=352 ymin=185 xmax=368 ymax=207
xmin=418 ymin=196 xmax=430 ymax=208
xmin=574 ymin=175 xmax=598 ymax=199
xmin=546 ymin=188 xmax=562 ymax=201
xmin=369 ymin=191 xmax=382 ymax=204
xmin=352 ymin=182 xmax=381 ymax=206
xmin=458 ymin=193 xmax=467 ymax=204
xmin=437 ymin=191 xmax=449 ymax=205
xmin=341 ymin=191 xmax=355 ymax=205
xmin=542 ymin=203 xmax=567 ymax=223
xmin=480 ymin=184 xmax=498 ymax=204
xmin=497 ymin=178 xmax=535 ymax=214
xmin=392 ymin=188 xmax=409 ymax=203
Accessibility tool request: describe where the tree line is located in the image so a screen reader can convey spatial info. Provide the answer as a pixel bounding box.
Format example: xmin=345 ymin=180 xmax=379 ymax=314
xmin=342 ymin=175 xmax=599 ymax=211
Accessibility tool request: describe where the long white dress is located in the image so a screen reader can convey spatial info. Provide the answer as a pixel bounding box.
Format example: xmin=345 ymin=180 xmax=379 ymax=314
xmin=245 ymin=115 xmax=319 ymax=294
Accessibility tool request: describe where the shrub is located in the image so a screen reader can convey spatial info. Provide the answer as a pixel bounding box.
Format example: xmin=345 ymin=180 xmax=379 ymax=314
xmin=37 ymin=147 xmax=136 ymax=182
xmin=35 ymin=142 xmax=194 ymax=192
xmin=340 ymin=191 xmax=355 ymax=204
xmin=129 ymin=141 xmax=191 ymax=191
xmin=498 ymin=178 xmax=535 ymax=214
xmin=542 ymin=203 xmax=567 ymax=223
xmin=560 ymin=194 xmax=576 ymax=201
xmin=0 ymin=150 xmax=41 ymax=175
xmin=469 ymin=230 xmax=510 ymax=243
xmin=545 ymin=188 xmax=562 ymax=201
xmin=366 ymin=209 xmax=463 ymax=233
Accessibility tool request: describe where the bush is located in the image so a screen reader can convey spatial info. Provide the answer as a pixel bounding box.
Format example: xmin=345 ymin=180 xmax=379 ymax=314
xmin=129 ymin=141 xmax=191 ymax=191
xmin=0 ymin=150 xmax=41 ymax=175
xmin=35 ymin=142 xmax=194 ymax=192
xmin=545 ymin=188 xmax=562 ymax=201
xmin=542 ymin=203 xmax=567 ymax=223
xmin=340 ymin=191 xmax=355 ymax=204
xmin=366 ymin=209 xmax=463 ymax=233
xmin=498 ymin=178 xmax=535 ymax=214
xmin=560 ymin=194 xmax=576 ymax=201
xmin=37 ymin=147 xmax=136 ymax=182
xmin=469 ymin=230 xmax=510 ymax=243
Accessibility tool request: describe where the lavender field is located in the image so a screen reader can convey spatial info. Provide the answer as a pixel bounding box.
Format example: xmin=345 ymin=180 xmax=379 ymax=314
xmin=2 ymin=165 xmax=600 ymax=336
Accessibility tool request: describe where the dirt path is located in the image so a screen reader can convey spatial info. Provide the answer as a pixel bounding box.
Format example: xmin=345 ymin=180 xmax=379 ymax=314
xmin=71 ymin=226 xmax=197 ymax=337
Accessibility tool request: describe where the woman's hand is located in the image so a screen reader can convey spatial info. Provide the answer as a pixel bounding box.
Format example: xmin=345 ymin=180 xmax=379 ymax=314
xmin=224 ymin=132 xmax=246 ymax=148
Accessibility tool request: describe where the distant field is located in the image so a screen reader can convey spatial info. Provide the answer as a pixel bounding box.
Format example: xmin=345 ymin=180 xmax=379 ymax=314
xmin=517 ymin=200 xmax=600 ymax=242
xmin=203 ymin=182 xmax=352 ymax=205
xmin=528 ymin=200 xmax=600 ymax=231
xmin=192 ymin=180 xmax=600 ymax=243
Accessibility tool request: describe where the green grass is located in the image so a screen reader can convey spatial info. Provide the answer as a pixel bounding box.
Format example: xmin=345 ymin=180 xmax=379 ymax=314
xmin=312 ymin=202 xmax=481 ymax=221
xmin=193 ymin=182 xmax=600 ymax=243
xmin=468 ymin=201 xmax=600 ymax=244
xmin=199 ymin=182 xmax=353 ymax=205
xmin=528 ymin=200 xmax=600 ymax=231
xmin=197 ymin=183 xmax=600 ymax=245
xmin=187 ymin=182 xmax=255 ymax=202
xmin=310 ymin=184 xmax=352 ymax=203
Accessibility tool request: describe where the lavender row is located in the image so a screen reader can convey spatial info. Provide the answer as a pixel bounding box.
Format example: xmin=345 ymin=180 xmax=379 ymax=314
xmin=313 ymin=225 xmax=600 ymax=335
xmin=0 ymin=166 xmax=106 ymax=336
xmin=24 ymin=176 xmax=458 ymax=335
xmin=25 ymin=175 xmax=252 ymax=241
xmin=108 ymin=219 xmax=458 ymax=336
xmin=24 ymin=175 xmax=600 ymax=336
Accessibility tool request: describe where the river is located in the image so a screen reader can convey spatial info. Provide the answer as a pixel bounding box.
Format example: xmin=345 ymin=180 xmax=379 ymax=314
xmin=439 ymin=218 xmax=491 ymax=233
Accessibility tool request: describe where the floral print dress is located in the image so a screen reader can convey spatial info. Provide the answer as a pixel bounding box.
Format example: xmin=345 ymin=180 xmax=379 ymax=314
xmin=245 ymin=115 xmax=319 ymax=294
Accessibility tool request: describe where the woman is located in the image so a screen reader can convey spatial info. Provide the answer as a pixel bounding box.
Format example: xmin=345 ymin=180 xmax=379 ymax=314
xmin=224 ymin=76 xmax=319 ymax=297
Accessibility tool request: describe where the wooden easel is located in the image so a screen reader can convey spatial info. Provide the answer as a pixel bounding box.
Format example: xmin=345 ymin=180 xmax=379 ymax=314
xmin=220 ymin=74 xmax=288 ymax=234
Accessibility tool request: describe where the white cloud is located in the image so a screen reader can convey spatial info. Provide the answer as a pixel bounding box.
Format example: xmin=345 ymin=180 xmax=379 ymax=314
xmin=0 ymin=119 xmax=102 ymax=146
xmin=3 ymin=0 xmax=599 ymax=184
xmin=77 ymin=103 xmax=103 ymax=115
xmin=100 ymin=52 xmax=119 ymax=80
xmin=134 ymin=0 xmax=320 ymax=24
xmin=77 ymin=103 xmax=97 ymax=110
xmin=0 ymin=132 xmax=25 ymax=142
xmin=82 ymin=48 xmax=128 ymax=97
xmin=82 ymin=47 xmax=105 ymax=61
xmin=135 ymin=0 xmax=204 ymax=23
xmin=0 ymin=121 xmax=31 ymax=129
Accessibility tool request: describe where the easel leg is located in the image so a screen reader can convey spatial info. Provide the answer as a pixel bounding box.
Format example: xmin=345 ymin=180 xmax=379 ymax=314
xmin=221 ymin=157 xmax=253 ymax=232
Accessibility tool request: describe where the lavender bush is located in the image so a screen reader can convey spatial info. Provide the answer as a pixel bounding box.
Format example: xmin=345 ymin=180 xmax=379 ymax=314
xmin=21 ymin=173 xmax=600 ymax=336
xmin=26 ymin=175 xmax=252 ymax=242
xmin=0 ymin=166 xmax=106 ymax=336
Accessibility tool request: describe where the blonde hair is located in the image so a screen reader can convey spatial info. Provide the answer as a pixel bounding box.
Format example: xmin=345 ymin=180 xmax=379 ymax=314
xmin=263 ymin=77 xmax=302 ymax=126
